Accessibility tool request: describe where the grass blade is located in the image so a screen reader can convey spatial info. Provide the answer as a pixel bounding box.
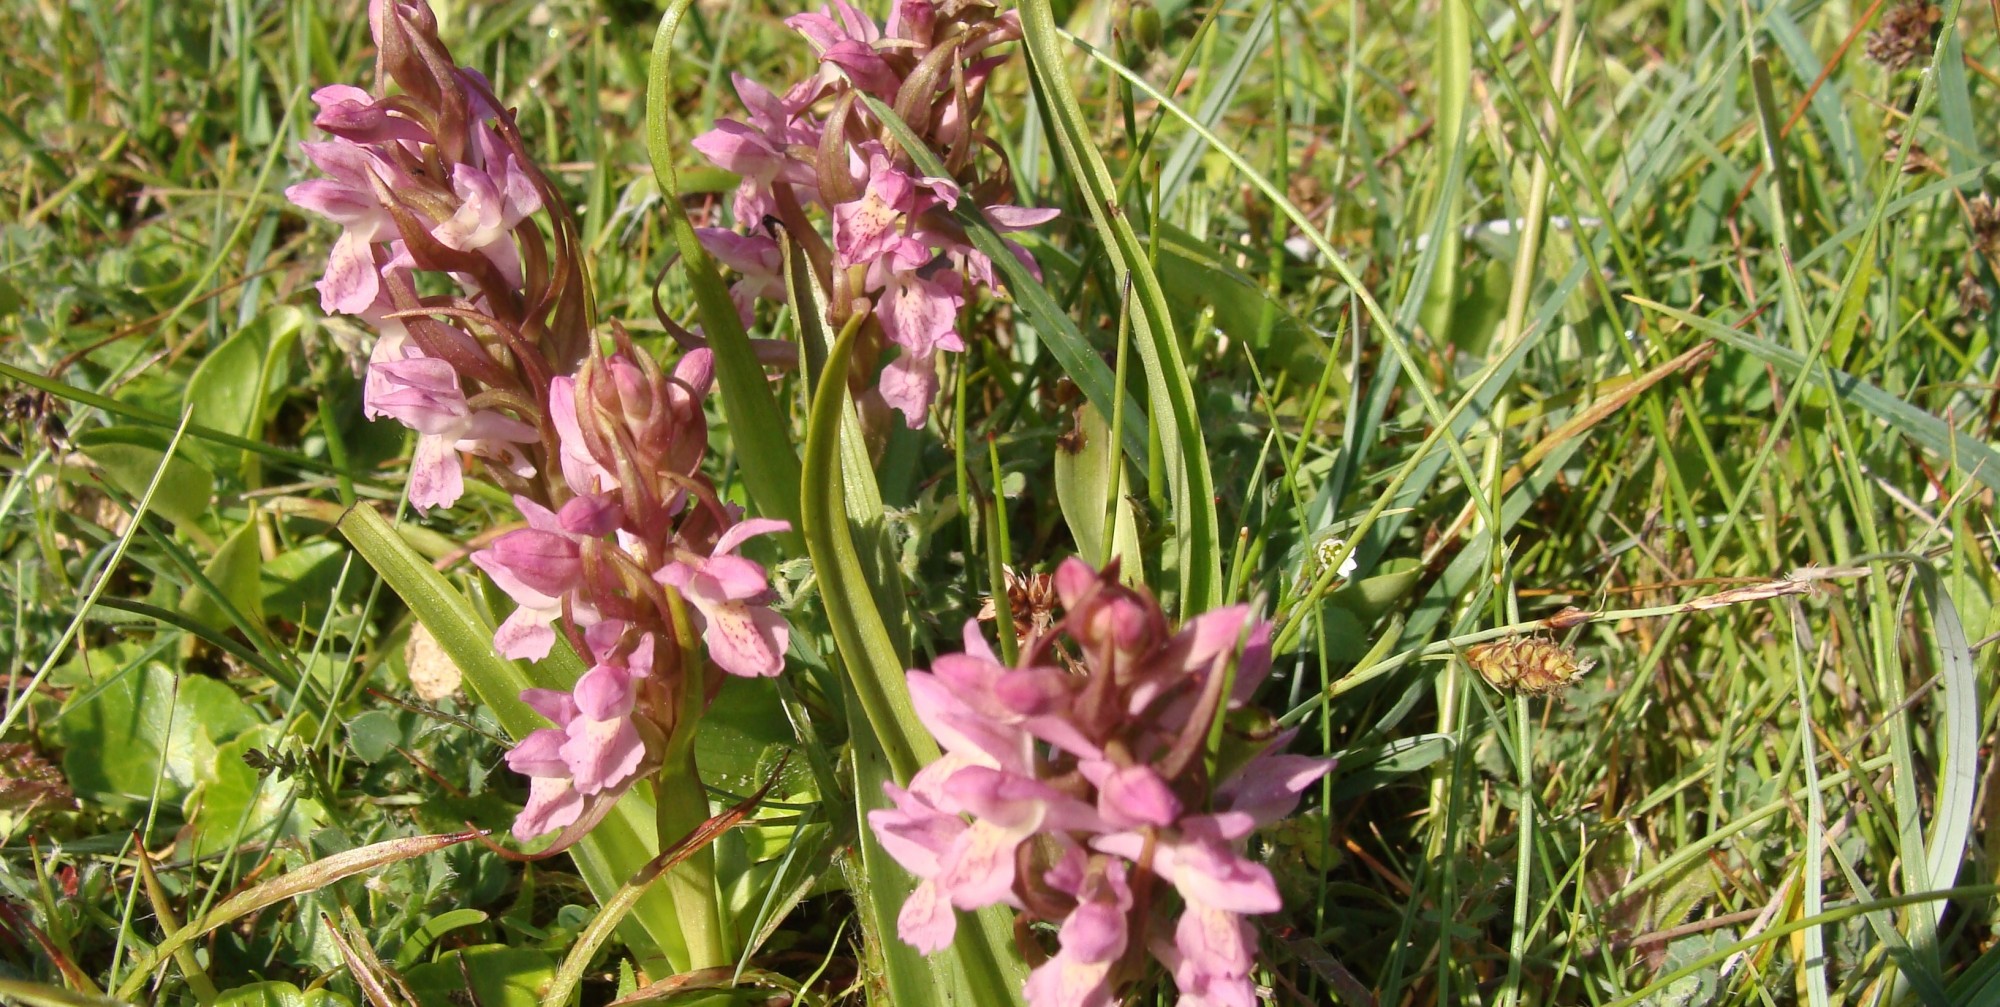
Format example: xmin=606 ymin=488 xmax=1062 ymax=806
xmin=1630 ymin=298 xmax=2000 ymax=497
xmin=1015 ymin=0 xmax=1221 ymax=613
xmin=112 ymin=830 xmax=486 ymax=1001
xmin=647 ymin=0 xmax=802 ymax=538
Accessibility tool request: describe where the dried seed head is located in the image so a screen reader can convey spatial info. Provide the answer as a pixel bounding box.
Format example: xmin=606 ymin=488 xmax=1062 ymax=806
xmin=978 ymin=566 xmax=1060 ymax=649
xmin=1959 ymin=270 xmax=1992 ymax=318
xmin=1969 ymin=194 xmax=2000 ymax=256
xmin=1882 ymin=127 xmax=1938 ymax=176
xmin=0 ymin=387 xmax=67 ymax=454
xmin=1866 ymin=0 xmax=1941 ymax=72
xmin=1466 ymin=637 xmax=1594 ymax=695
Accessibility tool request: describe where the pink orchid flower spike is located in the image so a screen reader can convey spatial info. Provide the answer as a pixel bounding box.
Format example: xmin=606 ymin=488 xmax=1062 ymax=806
xmin=867 ymin=558 xmax=1332 ymax=1007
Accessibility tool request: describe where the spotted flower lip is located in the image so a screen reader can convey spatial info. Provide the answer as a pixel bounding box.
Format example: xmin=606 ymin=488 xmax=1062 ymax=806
xmin=362 ymin=340 xmax=538 ymax=512
xmin=503 ymin=624 xmax=658 ymax=840
xmin=469 ymin=496 xmax=609 ymax=661
xmin=655 ymin=518 xmax=794 ymax=678
xmin=505 ymin=688 xmax=584 ymax=839
xmin=1024 ymin=852 xmax=1132 ymax=1007
xmin=867 ymin=557 xmax=1332 ymax=1007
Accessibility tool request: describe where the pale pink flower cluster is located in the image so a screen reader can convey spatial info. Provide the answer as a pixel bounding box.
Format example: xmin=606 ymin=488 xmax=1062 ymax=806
xmin=506 ymin=622 xmax=662 ymax=838
xmin=465 ymin=344 xmax=793 ymax=842
xmin=869 ymin=559 xmax=1331 ymax=1007
xmin=693 ymin=0 xmax=1057 ymax=428
xmin=287 ymin=0 xmax=792 ymax=844
xmin=286 ymin=2 xmax=555 ymax=513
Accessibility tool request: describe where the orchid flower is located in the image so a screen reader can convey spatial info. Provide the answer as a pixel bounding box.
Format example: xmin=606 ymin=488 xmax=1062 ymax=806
xmin=868 ymin=558 xmax=1332 ymax=1007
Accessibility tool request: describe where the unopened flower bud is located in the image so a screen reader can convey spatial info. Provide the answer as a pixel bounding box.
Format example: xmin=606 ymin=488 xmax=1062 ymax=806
xmin=1128 ymin=2 xmax=1162 ymax=50
xmin=610 ymin=356 xmax=655 ymax=430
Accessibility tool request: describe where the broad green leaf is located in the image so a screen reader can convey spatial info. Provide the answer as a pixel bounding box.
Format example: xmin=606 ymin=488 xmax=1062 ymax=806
xmin=1761 ymin=8 xmax=1862 ymax=186
xmin=343 ymin=709 xmax=402 ymax=764
xmin=403 ymin=945 xmax=555 ymax=1007
xmin=803 ymin=327 xmax=1024 ymax=1007
xmin=1060 ymin=27 xmax=1508 ymax=586
xmin=79 ymin=437 xmax=215 ymax=547
xmin=187 ymin=308 xmax=302 ymax=431
xmin=211 ymin=981 xmax=306 ymax=1007
xmin=697 ymin=676 xmax=794 ymax=796
xmin=50 ymin=661 xmax=259 ymax=813
xmin=780 ymin=231 xmax=912 ymax=662
xmin=184 ymin=306 xmax=302 ymax=480
xmin=261 ymin=539 xmax=351 ymax=627
xmin=180 ymin=517 xmax=264 ymax=629
xmin=183 ymin=726 xmax=327 ymax=852
xmin=1908 ymin=566 xmax=1979 ymax=916
xmin=1030 ymin=223 xmax=1338 ymax=422
xmin=1052 ymin=402 xmax=1142 ymax=583
xmin=1327 ymin=560 xmax=1424 ymax=622
xmin=392 ymin=909 xmax=491 ymax=969
xmin=185 ymin=326 xmax=268 ymax=439
xmin=798 ymin=325 xmax=936 ymax=783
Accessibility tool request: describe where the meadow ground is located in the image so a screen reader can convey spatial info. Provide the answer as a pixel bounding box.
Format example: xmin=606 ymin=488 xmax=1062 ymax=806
xmin=1 ymin=0 xmax=1997 ymax=1004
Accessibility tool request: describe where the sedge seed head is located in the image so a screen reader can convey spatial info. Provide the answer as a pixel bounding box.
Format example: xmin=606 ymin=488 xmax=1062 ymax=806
xmin=1467 ymin=637 xmax=1594 ymax=695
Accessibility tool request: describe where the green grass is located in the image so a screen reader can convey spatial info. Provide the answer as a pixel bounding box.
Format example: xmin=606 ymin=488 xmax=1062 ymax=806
xmin=2 ymin=0 xmax=1998 ymax=1004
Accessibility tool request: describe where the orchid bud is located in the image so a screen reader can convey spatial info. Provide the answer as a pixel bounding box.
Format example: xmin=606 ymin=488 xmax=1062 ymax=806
xmin=555 ymin=493 xmax=622 ymax=537
xmin=609 ymin=356 xmax=655 ymax=432
xmin=665 ymin=349 xmax=715 ymax=476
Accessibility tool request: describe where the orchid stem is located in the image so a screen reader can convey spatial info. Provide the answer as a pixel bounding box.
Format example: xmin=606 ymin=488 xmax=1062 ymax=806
xmin=655 ymin=749 xmax=727 ymax=972
xmin=658 ymin=586 xmax=728 ymax=972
